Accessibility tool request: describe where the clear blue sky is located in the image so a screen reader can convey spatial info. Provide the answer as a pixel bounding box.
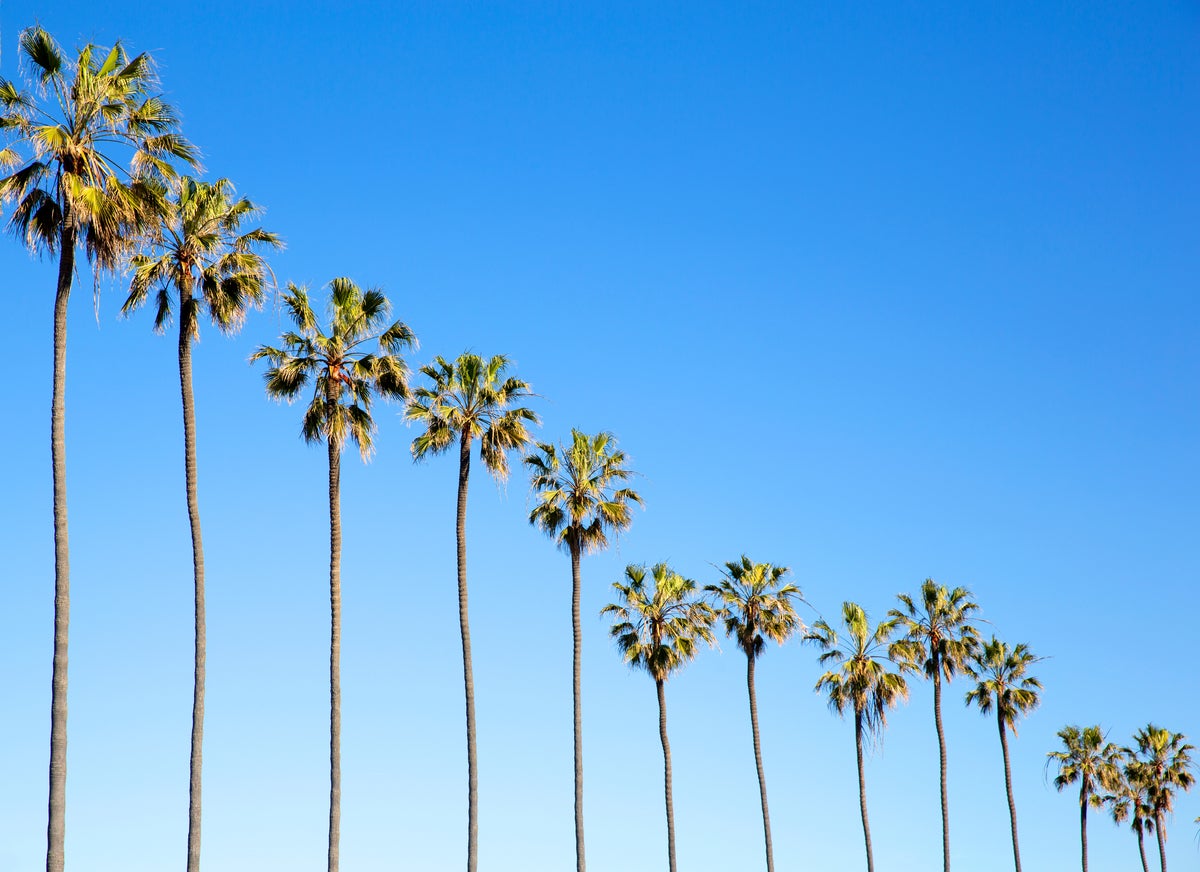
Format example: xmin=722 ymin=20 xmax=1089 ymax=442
xmin=2 ymin=2 xmax=1197 ymax=870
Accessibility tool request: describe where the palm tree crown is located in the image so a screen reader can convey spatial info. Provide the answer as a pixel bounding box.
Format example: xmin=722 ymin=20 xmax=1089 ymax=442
xmin=525 ymin=429 xmax=643 ymax=553
xmin=122 ymin=176 xmax=281 ymax=332
xmin=252 ymin=279 xmax=415 ymax=454
xmin=705 ymin=556 xmax=803 ymax=660
xmin=407 ymin=352 xmax=538 ymax=473
xmin=807 ymin=602 xmax=908 ymax=735
xmin=0 ymin=26 xmax=196 ymax=264
xmin=1126 ymin=725 xmax=1196 ymax=822
xmin=602 ymin=563 xmax=716 ymax=683
xmin=1048 ymin=724 xmax=1123 ymax=802
xmin=965 ymin=637 xmax=1042 ymax=732
xmin=888 ymin=580 xmax=981 ymax=680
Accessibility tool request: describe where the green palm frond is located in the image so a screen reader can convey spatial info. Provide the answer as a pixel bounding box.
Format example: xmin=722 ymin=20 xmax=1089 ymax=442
xmin=964 ymin=636 xmax=1042 ymax=735
xmin=601 ymin=563 xmax=716 ymax=683
xmin=252 ymin=279 xmax=416 ymax=459
xmin=1047 ymin=725 xmax=1123 ymax=805
xmin=0 ymin=26 xmax=197 ymax=269
xmin=888 ymin=578 xmax=981 ymax=682
xmin=805 ymin=601 xmax=908 ymax=741
xmin=1125 ymin=724 xmax=1196 ymax=821
xmin=120 ymin=175 xmax=281 ymax=336
xmin=406 ymin=352 xmax=538 ymax=479
xmin=525 ymin=429 xmax=643 ymax=556
xmin=705 ymin=556 xmax=802 ymax=661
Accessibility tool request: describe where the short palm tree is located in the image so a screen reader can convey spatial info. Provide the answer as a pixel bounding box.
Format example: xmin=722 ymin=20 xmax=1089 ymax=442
xmin=406 ymin=353 xmax=537 ymax=872
xmin=1047 ymin=724 xmax=1122 ymax=872
xmin=804 ymin=601 xmax=908 ymax=872
xmin=889 ymin=579 xmax=980 ymax=872
xmin=121 ymin=175 xmax=279 ymax=871
xmin=252 ymin=280 xmax=414 ymax=872
xmin=0 ymin=27 xmax=195 ymax=872
xmin=1107 ymin=757 xmax=1157 ymax=872
xmin=601 ymin=563 xmax=716 ymax=872
xmin=525 ymin=430 xmax=642 ymax=872
xmin=964 ymin=637 xmax=1042 ymax=872
xmin=705 ymin=556 xmax=802 ymax=872
xmin=1125 ymin=724 xmax=1195 ymax=872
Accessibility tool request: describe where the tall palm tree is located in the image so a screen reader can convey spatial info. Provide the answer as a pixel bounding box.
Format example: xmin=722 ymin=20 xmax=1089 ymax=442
xmin=705 ymin=556 xmax=802 ymax=872
xmin=1107 ymin=758 xmax=1156 ymax=872
xmin=0 ymin=27 xmax=195 ymax=872
xmin=1125 ymin=724 xmax=1196 ymax=872
xmin=804 ymin=601 xmax=908 ymax=872
xmin=406 ymin=353 xmax=537 ymax=872
xmin=121 ymin=176 xmax=279 ymax=872
xmin=252 ymin=280 xmax=414 ymax=872
xmin=889 ymin=579 xmax=980 ymax=872
xmin=1047 ymin=724 xmax=1122 ymax=872
xmin=601 ymin=563 xmax=716 ymax=872
xmin=525 ymin=430 xmax=642 ymax=872
xmin=964 ymin=637 xmax=1042 ymax=872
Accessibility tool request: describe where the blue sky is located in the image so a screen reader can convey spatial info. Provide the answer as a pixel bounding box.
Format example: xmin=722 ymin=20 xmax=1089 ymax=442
xmin=1 ymin=2 xmax=1197 ymax=870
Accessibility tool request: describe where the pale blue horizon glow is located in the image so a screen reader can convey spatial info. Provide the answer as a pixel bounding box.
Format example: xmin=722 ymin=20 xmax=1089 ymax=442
xmin=1 ymin=2 xmax=1197 ymax=871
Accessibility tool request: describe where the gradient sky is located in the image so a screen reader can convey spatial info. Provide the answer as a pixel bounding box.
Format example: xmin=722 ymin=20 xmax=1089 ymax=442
xmin=1 ymin=2 xmax=1197 ymax=870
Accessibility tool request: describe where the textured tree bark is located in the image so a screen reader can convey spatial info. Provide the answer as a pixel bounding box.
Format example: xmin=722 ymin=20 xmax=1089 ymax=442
xmin=1079 ymin=783 xmax=1088 ymax=872
xmin=1136 ymin=826 xmax=1150 ymax=872
xmin=1155 ymin=812 xmax=1167 ymax=872
xmin=933 ymin=665 xmax=951 ymax=872
xmin=570 ymin=540 xmax=586 ymax=872
xmin=456 ymin=431 xmax=479 ymax=872
xmin=997 ymin=713 xmax=1022 ymax=872
xmin=179 ymin=301 xmax=207 ymax=872
xmin=657 ymin=678 xmax=677 ymax=872
xmin=46 ymin=225 xmax=75 ymax=872
xmin=747 ymin=655 xmax=774 ymax=872
xmin=855 ymin=711 xmax=874 ymax=872
xmin=327 ymin=428 xmax=342 ymax=872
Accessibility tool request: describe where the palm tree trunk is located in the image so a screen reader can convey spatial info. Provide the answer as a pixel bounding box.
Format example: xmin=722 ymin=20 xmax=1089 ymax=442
xmin=933 ymin=667 xmax=951 ymax=872
xmin=855 ymin=710 xmax=874 ymax=872
xmin=327 ymin=431 xmax=342 ymax=872
xmin=1136 ymin=825 xmax=1150 ymax=872
xmin=1154 ymin=812 xmax=1167 ymax=872
xmin=456 ymin=432 xmax=479 ymax=872
xmin=179 ymin=302 xmax=206 ymax=872
xmin=746 ymin=654 xmax=775 ymax=872
xmin=1079 ymin=783 xmax=1088 ymax=872
xmin=46 ymin=225 xmax=75 ymax=872
xmin=570 ymin=540 xmax=586 ymax=872
xmin=656 ymin=678 xmax=677 ymax=872
xmin=996 ymin=714 xmax=1021 ymax=872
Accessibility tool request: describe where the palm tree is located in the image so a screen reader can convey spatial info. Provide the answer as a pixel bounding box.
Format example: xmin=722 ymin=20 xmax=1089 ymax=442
xmin=120 ymin=175 xmax=279 ymax=872
xmin=601 ymin=563 xmax=716 ymax=872
xmin=1125 ymin=724 xmax=1196 ymax=872
xmin=406 ymin=353 xmax=537 ymax=872
xmin=252 ymin=280 xmax=414 ymax=872
xmin=1107 ymin=758 xmax=1156 ymax=872
xmin=0 ymin=27 xmax=195 ymax=872
xmin=804 ymin=601 xmax=908 ymax=872
xmin=889 ymin=579 xmax=981 ymax=872
xmin=705 ymin=556 xmax=802 ymax=872
xmin=1047 ymin=724 xmax=1122 ymax=872
xmin=964 ymin=637 xmax=1042 ymax=872
xmin=525 ymin=430 xmax=642 ymax=872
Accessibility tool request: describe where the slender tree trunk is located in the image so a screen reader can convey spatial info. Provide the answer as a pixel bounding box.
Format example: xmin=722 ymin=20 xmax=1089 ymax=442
xmin=996 ymin=713 xmax=1021 ymax=872
xmin=46 ymin=226 xmax=75 ymax=872
xmin=1154 ymin=812 xmax=1167 ymax=872
xmin=570 ymin=541 xmax=586 ymax=872
xmin=1079 ymin=783 xmax=1088 ymax=872
xmin=746 ymin=654 xmax=774 ymax=872
xmin=327 ymin=430 xmax=342 ymax=872
xmin=656 ymin=678 xmax=677 ymax=872
xmin=1136 ymin=826 xmax=1150 ymax=872
xmin=933 ymin=666 xmax=950 ymax=872
xmin=855 ymin=711 xmax=874 ymax=872
xmin=456 ymin=432 xmax=478 ymax=872
xmin=179 ymin=302 xmax=206 ymax=872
